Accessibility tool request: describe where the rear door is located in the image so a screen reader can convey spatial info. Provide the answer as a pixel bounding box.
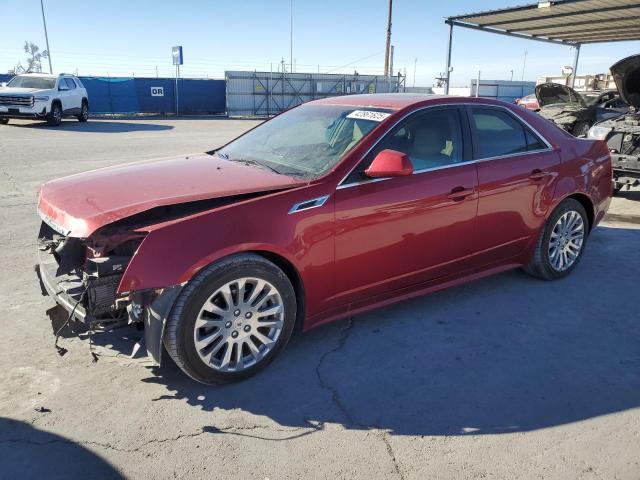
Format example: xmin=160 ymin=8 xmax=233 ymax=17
xmin=63 ymin=78 xmax=81 ymax=111
xmin=468 ymin=105 xmax=560 ymax=264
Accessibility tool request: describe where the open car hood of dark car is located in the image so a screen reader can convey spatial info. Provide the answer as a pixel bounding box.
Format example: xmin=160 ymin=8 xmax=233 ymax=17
xmin=610 ymin=54 xmax=640 ymax=109
xmin=535 ymin=83 xmax=586 ymax=108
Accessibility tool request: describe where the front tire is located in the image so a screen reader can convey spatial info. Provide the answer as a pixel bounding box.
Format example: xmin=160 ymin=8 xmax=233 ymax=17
xmin=164 ymin=254 xmax=297 ymax=384
xmin=46 ymin=103 xmax=62 ymax=126
xmin=0 ymin=118 xmax=8 ymax=125
xmin=524 ymin=199 xmax=589 ymax=280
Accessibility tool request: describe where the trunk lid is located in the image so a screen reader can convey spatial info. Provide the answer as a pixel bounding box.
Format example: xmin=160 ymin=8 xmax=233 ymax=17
xmin=610 ymin=54 xmax=640 ymax=109
xmin=38 ymin=154 xmax=305 ymax=238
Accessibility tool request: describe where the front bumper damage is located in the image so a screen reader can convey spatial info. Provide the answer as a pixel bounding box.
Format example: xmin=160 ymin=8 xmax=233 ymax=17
xmin=36 ymin=221 xmax=182 ymax=364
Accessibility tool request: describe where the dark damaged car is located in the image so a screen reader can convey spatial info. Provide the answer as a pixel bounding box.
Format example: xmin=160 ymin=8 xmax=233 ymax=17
xmin=536 ymin=83 xmax=627 ymax=137
xmin=589 ymin=54 xmax=640 ymax=193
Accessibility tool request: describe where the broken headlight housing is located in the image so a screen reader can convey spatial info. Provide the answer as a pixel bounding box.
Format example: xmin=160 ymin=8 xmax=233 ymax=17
xmin=588 ymin=125 xmax=612 ymax=141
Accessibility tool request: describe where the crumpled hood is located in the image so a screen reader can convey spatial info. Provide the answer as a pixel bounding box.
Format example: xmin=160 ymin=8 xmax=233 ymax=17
xmin=610 ymin=54 xmax=640 ymax=109
xmin=535 ymin=83 xmax=586 ymax=108
xmin=38 ymin=154 xmax=304 ymax=238
xmin=0 ymin=87 xmax=43 ymax=95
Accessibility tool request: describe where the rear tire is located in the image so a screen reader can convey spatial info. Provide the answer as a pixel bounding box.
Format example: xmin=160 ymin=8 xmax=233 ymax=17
xmin=46 ymin=103 xmax=62 ymax=126
xmin=0 ymin=118 xmax=8 ymax=125
xmin=523 ymin=199 xmax=589 ymax=280
xmin=164 ymin=253 xmax=297 ymax=384
xmin=77 ymin=101 xmax=88 ymax=122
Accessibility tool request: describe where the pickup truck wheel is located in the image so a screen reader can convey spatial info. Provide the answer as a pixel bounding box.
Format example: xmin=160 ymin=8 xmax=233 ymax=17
xmin=46 ymin=103 xmax=62 ymax=126
xmin=77 ymin=102 xmax=89 ymax=122
xmin=523 ymin=199 xmax=588 ymax=280
xmin=0 ymin=118 xmax=8 ymax=125
xmin=164 ymin=253 xmax=297 ymax=385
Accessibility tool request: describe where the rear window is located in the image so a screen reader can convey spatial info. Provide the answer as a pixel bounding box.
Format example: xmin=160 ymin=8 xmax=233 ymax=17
xmin=471 ymin=108 xmax=546 ymax=158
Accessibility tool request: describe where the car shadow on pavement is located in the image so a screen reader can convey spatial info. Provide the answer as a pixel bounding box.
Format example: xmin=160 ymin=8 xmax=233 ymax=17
xmin=0 ymin=418 xmax=122 ymax=479
xmin=11 ymin=121 xmax=174 ymax=133
xmin=133 ymin=226 xmax=638 ymax=437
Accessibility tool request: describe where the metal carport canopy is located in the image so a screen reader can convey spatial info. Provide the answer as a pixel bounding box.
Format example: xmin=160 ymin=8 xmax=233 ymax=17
xmin=443 ymin=0 xmax=640 ymax=93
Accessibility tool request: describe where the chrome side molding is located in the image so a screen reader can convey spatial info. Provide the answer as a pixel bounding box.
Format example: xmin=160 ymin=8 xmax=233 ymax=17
xmin=288 ymin=195 xmax=330 ymax=214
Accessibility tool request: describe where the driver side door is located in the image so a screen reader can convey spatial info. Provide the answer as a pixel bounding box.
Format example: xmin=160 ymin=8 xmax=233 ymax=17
xmin=330 ymin=106 xmax=479 ymax=307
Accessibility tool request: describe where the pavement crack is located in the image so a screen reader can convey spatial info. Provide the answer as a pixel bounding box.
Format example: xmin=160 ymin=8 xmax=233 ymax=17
xmin=314 ymin=317 xmax=357 ymax=426
xmin=380 ymin=431 xmax=405 ymax=480
xmin=0 ymin=429 xmax=208 ymax=454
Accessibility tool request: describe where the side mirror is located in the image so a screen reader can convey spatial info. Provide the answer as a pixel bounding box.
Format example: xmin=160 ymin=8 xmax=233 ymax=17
xmin=58 ymin=85 xmax=68 ymax=91
xmin=365 ymin=149 xmax=413 ymax=178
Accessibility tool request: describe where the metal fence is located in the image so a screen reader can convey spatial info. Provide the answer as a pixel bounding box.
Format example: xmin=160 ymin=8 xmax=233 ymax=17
xmin=0 ymin=75 xmax=226 ymax=115
xmin=470 ymin=80 xmax=536 ymax=103
xmin=226 ymin=71 xmax=405 ymax=117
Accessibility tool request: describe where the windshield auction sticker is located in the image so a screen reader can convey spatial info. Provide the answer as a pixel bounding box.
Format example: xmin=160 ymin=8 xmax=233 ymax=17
xmin=346 ymin=110 xmax=391 ymax=122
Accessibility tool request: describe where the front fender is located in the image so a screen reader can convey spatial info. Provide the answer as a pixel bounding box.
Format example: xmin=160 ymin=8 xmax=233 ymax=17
xmin=117 ymin=184 xmax=335 ymax=317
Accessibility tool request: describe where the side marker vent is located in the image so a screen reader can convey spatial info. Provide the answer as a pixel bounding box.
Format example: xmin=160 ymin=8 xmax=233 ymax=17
xmin=288 ymin=195 xmax=330 ymax=214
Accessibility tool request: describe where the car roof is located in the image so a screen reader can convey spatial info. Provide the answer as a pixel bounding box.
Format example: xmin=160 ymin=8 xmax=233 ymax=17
xmin=16 ymin=73 xmax=57 ymax=78
xmin=308 ymin=93 xmax=515 ymax=110
xmin=309 ymin=93 xmax=453 ymax=110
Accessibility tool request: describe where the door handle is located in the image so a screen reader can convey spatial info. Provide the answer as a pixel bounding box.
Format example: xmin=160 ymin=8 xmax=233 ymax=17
xmin=447 ymin=186 xmax=475 ymax=200
xmin=529 ymin=169 xmax=551 ymax=180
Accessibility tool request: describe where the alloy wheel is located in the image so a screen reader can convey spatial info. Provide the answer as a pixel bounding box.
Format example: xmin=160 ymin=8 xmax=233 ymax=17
xmin=548 ymin=210 xmax=585 ymax=272
xmin=193 ymin=277 xmax=285 ymax=372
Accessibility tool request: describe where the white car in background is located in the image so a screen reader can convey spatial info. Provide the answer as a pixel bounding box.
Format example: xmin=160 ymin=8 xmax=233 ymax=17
xmin=0 ymin=73 xmax=89 ymax=126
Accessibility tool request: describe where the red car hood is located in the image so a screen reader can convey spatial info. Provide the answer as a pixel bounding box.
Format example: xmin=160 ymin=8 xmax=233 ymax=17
xmin=38 ymin=154 xmax=304 ymax=238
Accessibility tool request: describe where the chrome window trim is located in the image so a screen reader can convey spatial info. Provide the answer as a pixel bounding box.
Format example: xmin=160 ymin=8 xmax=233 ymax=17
xmin=288 ymin=195 xmax=330 ymax=214
xmin=336 ymin=102 xmax=554 ymax=190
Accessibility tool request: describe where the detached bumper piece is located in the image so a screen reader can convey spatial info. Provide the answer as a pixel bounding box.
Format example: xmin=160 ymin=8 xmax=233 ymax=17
xmin=36 ymin=249 xmax=89 ymax=323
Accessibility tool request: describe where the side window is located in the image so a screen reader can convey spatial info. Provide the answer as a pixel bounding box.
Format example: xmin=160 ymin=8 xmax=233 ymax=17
xmin=343 ymin=108 xmax=464 ymax=183
xmin=64 ymin=78 xmax=76 ymax=89
xmin=471 ymin=108 xmax=545 ymax=158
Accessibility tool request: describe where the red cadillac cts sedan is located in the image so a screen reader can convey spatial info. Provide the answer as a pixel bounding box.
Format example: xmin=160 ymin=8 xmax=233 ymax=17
xmin=36 ymin=94 xmax=612 ymax=384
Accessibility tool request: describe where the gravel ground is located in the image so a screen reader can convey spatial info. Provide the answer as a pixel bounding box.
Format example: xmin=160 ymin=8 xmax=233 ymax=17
xmin=1 ymin=117 xmax=639 ymax=480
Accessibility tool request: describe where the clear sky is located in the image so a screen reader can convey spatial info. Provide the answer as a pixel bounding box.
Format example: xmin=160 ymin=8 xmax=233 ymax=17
xmin=1 ymin=0 xmax=638 ymax=87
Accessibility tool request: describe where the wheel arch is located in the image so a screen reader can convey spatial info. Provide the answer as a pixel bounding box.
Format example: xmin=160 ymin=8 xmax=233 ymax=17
xmin=253 ymin=250 xmax=306 ymax=333
xmin=564 ymin=192 xmax=595 ymax=232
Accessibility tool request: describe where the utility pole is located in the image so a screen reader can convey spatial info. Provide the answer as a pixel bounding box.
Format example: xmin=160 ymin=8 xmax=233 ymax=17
xmin=290 ymin=0 xmax=293 ymax=74
xmin=40 ymin=0 xmax=53 ymax=74
xmin=413 ymin=58 xmax=417 ymax=87
xmin=521 ymin=49 xmax=528 ymax=82
xmin=383 ymin=0 xmax=392 ymax=77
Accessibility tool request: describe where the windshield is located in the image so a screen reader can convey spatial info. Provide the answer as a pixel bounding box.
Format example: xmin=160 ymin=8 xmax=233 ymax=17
xmin=6 ymin=76 xmax=56 ymax=89
xmin=216 ymin=104 xmax=393 ymax=178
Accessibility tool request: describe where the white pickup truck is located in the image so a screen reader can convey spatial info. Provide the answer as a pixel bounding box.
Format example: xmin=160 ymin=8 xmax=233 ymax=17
xmin=0 ymin=73 xmax=89 ymax=126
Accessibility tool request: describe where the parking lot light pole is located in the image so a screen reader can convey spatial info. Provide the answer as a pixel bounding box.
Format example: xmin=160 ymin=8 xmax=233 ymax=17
xmin=40 ymin=0 xmax=53 ymax=74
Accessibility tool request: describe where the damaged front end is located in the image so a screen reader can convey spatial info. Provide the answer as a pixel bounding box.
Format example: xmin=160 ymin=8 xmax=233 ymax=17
xmin=35 ymin=218 xmax=181 ymax=363
xmin=535 ymin=83 xmax=593 ymax=137
xmin=588 ymin=54 xmax=640 ymax=191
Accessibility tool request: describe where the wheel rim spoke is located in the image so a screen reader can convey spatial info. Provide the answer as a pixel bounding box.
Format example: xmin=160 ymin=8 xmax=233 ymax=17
xmin=194 ymin=276 xmax=285 ymax=373
xmin=547 ymin=210 xmax=585 ymax=272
